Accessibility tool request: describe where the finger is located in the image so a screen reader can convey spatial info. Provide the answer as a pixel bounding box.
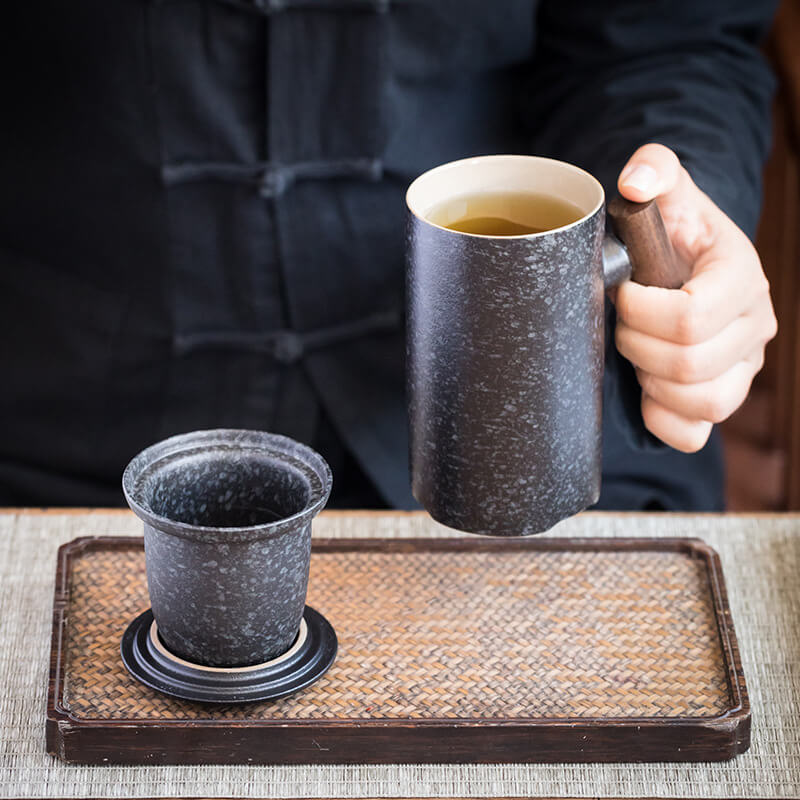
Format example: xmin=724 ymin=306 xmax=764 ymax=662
xmin=641 ymin=393 xmax=714 ymax=453
xmin=614 ymin=249 xmax=763 ymax=344
xmin=617 ymin=143 xmax=682 ymax=203
xmin=616 ymin=144 xmax=725 ymax=268
xmin=635 ymin=351 xmax=762 ymax=424
xmin=616 ymin=312 xmax=765 ymax=383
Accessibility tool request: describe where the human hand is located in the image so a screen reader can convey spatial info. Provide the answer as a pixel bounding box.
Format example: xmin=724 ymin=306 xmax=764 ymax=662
xmin=613 ymin=143 xmax=777 ymax=453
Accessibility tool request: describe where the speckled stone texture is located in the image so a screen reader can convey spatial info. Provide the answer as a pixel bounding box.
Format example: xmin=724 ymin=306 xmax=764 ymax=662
xmin=407 ymin=207 xmax=606 ymax=536
xmin=123 ymin=430 xmax=332 ymax=667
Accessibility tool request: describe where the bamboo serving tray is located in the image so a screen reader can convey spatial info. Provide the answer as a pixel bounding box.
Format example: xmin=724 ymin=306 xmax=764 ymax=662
xmin=47 ymin=535 xmax=749 ymax=765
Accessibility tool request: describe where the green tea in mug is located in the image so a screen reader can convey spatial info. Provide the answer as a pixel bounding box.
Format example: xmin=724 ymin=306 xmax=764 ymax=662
xmin=427 ymin=191 xmax=585 ymax=236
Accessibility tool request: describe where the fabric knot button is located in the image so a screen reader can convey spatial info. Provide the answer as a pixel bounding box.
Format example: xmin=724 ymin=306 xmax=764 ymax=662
xmin=362 ymin=158 xmax=384 ymax=181
xmin=272 ymin=331 xmax=304 ymax=364
xmin=254 ymin=0 xmax=285 ymax=12
xmin=259 ymin=167 xmax=291 ymax=198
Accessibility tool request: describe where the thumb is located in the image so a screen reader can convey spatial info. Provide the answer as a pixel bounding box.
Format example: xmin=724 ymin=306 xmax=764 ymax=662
xmin=618 ymin=143 xmax=683 ymax=203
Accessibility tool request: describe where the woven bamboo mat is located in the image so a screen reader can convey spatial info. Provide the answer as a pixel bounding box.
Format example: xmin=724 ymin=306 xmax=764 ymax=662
xmin=1 ymin=510 xmax=799 ymax=798
xmin=62 ymin=543 xmax=731 ymax=722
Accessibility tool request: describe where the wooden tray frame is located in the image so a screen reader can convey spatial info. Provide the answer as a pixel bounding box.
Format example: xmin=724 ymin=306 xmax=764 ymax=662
xmin=46 ymin=536 xmax=750 ymax=765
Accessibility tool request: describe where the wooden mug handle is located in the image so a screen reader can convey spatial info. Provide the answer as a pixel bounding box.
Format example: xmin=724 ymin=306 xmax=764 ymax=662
xmin=607 ymin=195 xmax=691 ymax=290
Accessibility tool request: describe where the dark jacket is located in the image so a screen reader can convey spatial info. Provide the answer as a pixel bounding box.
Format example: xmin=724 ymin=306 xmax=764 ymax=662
xmin=0 ymin=0 xmax=776 ymax=510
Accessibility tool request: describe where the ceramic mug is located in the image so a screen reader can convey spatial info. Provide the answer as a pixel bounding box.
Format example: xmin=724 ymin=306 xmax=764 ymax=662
xmin=123 ymin=429 xmax=332 ymax=667
xmin=406 ymin=155 xmax=687 ymax=536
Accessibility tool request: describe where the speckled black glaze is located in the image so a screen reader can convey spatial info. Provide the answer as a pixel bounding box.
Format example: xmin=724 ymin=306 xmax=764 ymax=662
xmin=122 ymin=430 xmax=332 ymax=667
xmin=407 ymin=206 xmax=607 ymax=536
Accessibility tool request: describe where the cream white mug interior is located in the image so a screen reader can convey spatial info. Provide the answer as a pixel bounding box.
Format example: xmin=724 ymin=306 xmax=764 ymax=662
xmin=406 ymin=154 xmax=605 ymax=236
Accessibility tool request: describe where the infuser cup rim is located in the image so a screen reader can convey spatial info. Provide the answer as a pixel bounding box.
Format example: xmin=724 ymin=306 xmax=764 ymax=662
xmin=122 ymin=428 xmax=333 ymax=543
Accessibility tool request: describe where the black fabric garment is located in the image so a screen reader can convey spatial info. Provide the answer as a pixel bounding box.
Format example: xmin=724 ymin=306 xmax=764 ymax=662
xmin=0 ymin=0 xmax=776 ymax=511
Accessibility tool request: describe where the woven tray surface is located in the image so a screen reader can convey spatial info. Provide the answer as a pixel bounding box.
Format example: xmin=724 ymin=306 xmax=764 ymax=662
xmin=62 ymin=542 xmax=730 ymax=721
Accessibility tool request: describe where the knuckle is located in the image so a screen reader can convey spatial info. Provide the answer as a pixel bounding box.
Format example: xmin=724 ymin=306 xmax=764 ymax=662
xmin=679 ymin=423 xmax=713 ymax=454
xmin=674 ymin=309 xmax=699 ymax=346
xmin=674 ymin=293 xmax=707 ymax=344
xmin=753 ymin=270 xmax=775 ymax=304
xmin=614 ymin=323 xmax=633 ymax=356
xmin=636 ymin=370 xmax=654 ymax=397
xmin=614 ymin=288 xmax=633 ymax=322
xmin=766 ymin=310 xmax=778 ymax=341
xmin=672 ymin=347 xmax=704 ymax=383
xmin=703 ymin=394 xmax=733 ymax=424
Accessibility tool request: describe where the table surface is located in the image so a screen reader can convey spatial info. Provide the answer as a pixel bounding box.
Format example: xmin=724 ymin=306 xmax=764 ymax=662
xmin=0 ymin=509 xmax=798 ymax=799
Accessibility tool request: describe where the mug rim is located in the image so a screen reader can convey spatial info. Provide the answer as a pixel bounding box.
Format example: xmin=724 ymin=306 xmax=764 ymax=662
xmin=405 ymin=154 xmax=606 ymax=240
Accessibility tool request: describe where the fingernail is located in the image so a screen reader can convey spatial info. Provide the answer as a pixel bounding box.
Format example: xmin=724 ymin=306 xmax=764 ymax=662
xmin=621 ymin=164 xmax=658 ymax=194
